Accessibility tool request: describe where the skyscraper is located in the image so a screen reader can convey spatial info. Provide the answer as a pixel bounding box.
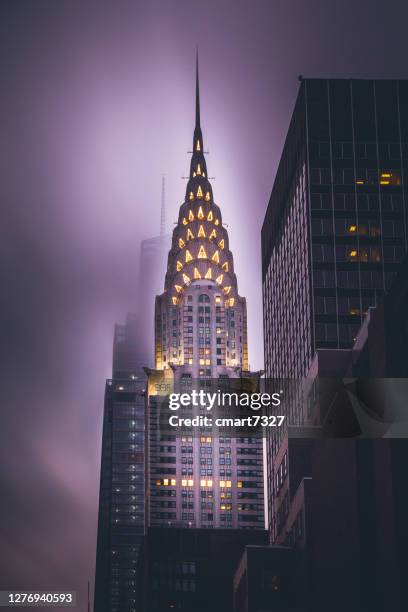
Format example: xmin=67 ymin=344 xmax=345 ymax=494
xmin=145 ymin=56 xmax=263 ymax=530
xmin=261 ymin=78 xmax=408 ymax=541
xmin=94 ymin=320 xmax=145 ymax=612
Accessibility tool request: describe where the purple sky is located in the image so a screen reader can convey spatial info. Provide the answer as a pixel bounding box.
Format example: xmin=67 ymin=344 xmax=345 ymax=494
xmin=1 ymin=0 xmax=408 ymax=608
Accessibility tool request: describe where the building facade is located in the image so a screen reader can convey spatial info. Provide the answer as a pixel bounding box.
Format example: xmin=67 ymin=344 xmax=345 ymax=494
xmin=94 ymin=318 xmax=146 ymax=612
xmin=145 ymin=57 xmax=263 ymax=530
xmin=262 ymin=78 xmax=408 ymax=540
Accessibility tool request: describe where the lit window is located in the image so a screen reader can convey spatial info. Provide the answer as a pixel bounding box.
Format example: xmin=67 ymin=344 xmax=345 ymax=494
xmin=187 ymin=228 xmax=194 ymax=241
xmin=356 ymin=180 xmax=365 ymax=185
xmin=206 ymin=436 xmax=212 ymax=442
xmin=205 ymin=192 xmax=211 ymax=202
xmin=216 ymin=274 xmax=223 ymax=285
xmin=188 ymin=479 xmax=194 ymax=486
xmin=215 ymin=295 xmax=221 ymax=303
xmin=163 ymin=479 xmax=169 ymax=486
xmin=156 ymin=480 xmax=161 ymax=486
xmin=237 ymin=481 xmax=243 ymax=488
xmin=182 ymin=273 xmax=191 ymax=285
xmin=172 ymin=296 xmax=178 ymax=305
xmin=197 ymin=164 xmax=202 ymax=175
xmin=197 ymin=206 xmax=204 ymax=220
xmin=182 ymin=479 xmax=187 ymax=487
xmin=198 ymin=246 xmax=207 ymax=259
xmin=349 ymin=250 xmax=357 ymax=258
xmin=188 ymin=209 xmax=195 ymax=221
xmin=226 ymin=480 xmax=232 ymax=488
xmin=218 ymin=239 xmax=225 ymax=249
xmin=212 ymin=250 xmax=220 ymax=264
xmin=214 ymin=219 xmax=219 ymax=226
xmin=204 ymin=268 xmax=212 ymax=280
xmin=196 ymin=139 xmax=201 ymax=151
xmin=207 ymin=480 xmax=213 ymax=487
xmin=223 ymin=286 xmax=231 ymax=295
xmin=175 ymin=284 xmax=183 ymax=293
xmin=220 ymin=480 xmax=225 ymax=488
xmin=185 ymin=250 xmax=193 ymax=263
xmin=171 ymin=479 xmax=176 ymax=486
xmin=348 ymin=225 xmax=357 ymax=233
xmin=209 ymin=229 xmax=217 ymax=240
xmin=182 ymin=217 xmax=188 ymax=225
xmin=189 ymin=191 xmax=194 ymax=201
xmin=222 ymin=261 xmax=228 ymax=271
xmin=179 ymin=238 xmax=185 ymax=249
xmin=194 ymin=267 xmax=201 ymax=279
xmin=200 ymin=479 xmax=206 ymax=487
xmin=176 ymin=260 xmax=183 ymax=271
xmin=197 ymin=186 xmax=203 ymax=198
xmin=198 ymin=225 xmax=206 ymax=238
xmin=228 ymin=298 xmax=235 ymax=307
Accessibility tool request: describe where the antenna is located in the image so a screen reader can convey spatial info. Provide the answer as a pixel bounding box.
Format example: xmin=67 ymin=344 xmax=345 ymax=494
xmin=87 ymin=580 xmax=90 ymax=612
xmin=160 ymin=175 xmax=166 ymax=236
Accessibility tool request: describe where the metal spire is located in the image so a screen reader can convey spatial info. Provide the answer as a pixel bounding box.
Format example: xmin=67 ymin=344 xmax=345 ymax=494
xmin=160 ymin=175 xmax=166 ymax=236
xmin=195 ymin=48 xmax=200 ymax=129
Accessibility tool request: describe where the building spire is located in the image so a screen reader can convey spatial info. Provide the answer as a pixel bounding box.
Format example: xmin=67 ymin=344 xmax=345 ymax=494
xmin=195 ymin=48 xmax=200 ymax=129
xmin=160 ymin=175 xmax=166 ymax=237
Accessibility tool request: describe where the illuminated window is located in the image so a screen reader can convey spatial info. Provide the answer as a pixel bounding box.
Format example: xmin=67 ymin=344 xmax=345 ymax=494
xmin=207 ymin=480 xmax=213 ymax=487
xmin=212 ymin=250 xmax=220 ymax=264
xmin=215 ymin=295 xmax=221 ymax=303
xmin=172 ymin=297 xmax=178 ymax=305
xmin=197 ymin=186 xmax=203 ymax=198
xmin=207 ymin=437 xmax=212 ymax=442
xmin=349 ymin=250 xmax=357 ymax=258
xmin=171 ymin=479 xmax=176 ymax=486
xmin=356 ymin=180 xmax=365 ymax=185
xmin=176 ymin=260 xmax=183 ymax=271
xmin=205 ymin=192 xmax=211 ymax=202
xmin=207 ymin=210 xmax=213 ymax=222
xmin=175 ymin=284 xmax=183 ymax=293
xmin=179 ymin=238 xmax=185 ymax=249
xmin=209 ymin=229 xmax=217 ymax=241
xmin=218 ymin=239 xmax=225 ymax=249
xmin=198 ymin=225 xmax=206 ymax=238
xmin=197 ymin=164 xmax=202 ymax=175
xmin=348 ymin=225 xmax=357 ymax=233
xmin=194 ymin=267 xmax=201 ymax=279
xmin=187 ymin=228 xmax=194 ymax=241
xmin=200 ymin=479 xmax=206 ymax=487
xmin=188 ymin=209 xmax=195 ymax=221
xmin=198 ymin=245 xmax=207 ymax=259
xmin=204 ymin=268 xmax=212 ymax=280
xmin=188 ymin=479 xmax=194 ymax=486
xmin=223 ymin=286 xmax=231 ymax=295
xmin=228 ymin=298 xmax=235 ymax=307
xmin=182 ymin=273 xmax=191 ymax=285
xmin=156 ymin=479 xmax=161 ymax=486
xmin=196 ymin=139 xmax=201 ymax=151
xmin=182 ymin=217 xmax=188 ymax=225
xmin=222 ymin=261 xmax=228 ymax=271
xmin=189 ymin=191 xmax=194 ymax=201
xmin=220 ymin=480 xmax=225 ymax=488
xmin=226 ymin=480 xmax=232 ymax=488
xmin=237 ymin=481 xmax=243 ymax=488
xmin=182 ymin=479 xmax=187 ymax=487
xmin=216 ymin=274 xmax=223 ymax=285
xmin=163 ymin=479 xmax=169 ymax=486
xmin=215 ymin=219 xmax=219 ymax=226
xmin=185 ymin=250 xmax=193 ymax=263
xmin=197 ymin=206 xmax=204 ymax=220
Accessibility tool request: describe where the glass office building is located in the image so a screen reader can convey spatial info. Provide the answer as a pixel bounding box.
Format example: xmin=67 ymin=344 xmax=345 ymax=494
xmin=262 ymin=79 xmax=408 ymax=540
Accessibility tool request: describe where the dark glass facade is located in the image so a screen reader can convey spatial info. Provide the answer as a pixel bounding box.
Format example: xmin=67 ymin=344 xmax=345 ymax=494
xmin=94 ymin=316 xmax=146 ymax=612
xmin=262 ymin=79 xmax=408 ymax=540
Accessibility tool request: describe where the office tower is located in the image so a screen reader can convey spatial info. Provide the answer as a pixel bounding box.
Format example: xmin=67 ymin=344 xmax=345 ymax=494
xmin=94 ymin=320 xmax=146 ymax=612
xmin=261 ymin=78 xmax=408 ymax=541
xmin=137 ymin=177 xmax=171 ymax=369
xmin=145 ymin=56 xmax=263 ymax=529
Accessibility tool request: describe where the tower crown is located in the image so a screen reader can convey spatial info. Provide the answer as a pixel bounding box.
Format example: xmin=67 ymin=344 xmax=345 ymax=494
xmin=163 ymin=55 xmax=240 ymax=308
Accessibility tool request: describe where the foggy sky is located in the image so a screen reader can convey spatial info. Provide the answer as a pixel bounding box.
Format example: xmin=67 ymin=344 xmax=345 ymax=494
xmin=1 ymin=0 xmax=408 ymax=609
